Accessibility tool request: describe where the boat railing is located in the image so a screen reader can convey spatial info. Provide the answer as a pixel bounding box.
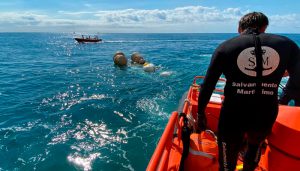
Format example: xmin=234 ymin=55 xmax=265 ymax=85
xmin=178 ymin=76 xmax=226 ymax=132
xmin=192 ymin=76 xmax=226 ymax=93
xmin=146 ymin=111 xmax=178 ymax=171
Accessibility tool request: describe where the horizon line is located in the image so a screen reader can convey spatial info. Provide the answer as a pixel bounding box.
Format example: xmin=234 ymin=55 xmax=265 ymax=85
xmin=1 ymin=32 xmax=299 ymax=34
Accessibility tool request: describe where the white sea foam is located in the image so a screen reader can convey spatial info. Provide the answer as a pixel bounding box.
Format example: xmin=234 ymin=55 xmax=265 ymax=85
xmin=160 ymin=71 xmax=173 ymax=77
xmin=67 ymin=153 xmax=100 ymax=171
xmin=113 ymin=111 xmax=132 ymax=123
xmin=41 ymin=92 xmax=107 ymax=110
xmin=136 ymin=96 xmax=169 ymax=118
xmin=80 ymin=94 xmax=106 ymax=101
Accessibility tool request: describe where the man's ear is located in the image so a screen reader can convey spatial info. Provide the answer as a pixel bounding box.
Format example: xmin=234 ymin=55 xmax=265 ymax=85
xmin=260 ymin=25 xmax=268 ymax=33
xmin=238 ymin=26 xmax=243 ymax=34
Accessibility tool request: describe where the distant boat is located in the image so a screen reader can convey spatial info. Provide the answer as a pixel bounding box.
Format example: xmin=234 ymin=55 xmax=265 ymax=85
xmin=74 ymin=35 xmax=102 ymax=43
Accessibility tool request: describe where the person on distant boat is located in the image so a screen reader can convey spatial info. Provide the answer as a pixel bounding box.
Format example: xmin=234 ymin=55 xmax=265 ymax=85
xmin=197 ymin=12 xmax=300 ymax=171
xmin=279 ymin=59 xmax=300 ymax=106
xmin=113 ymin=51 xmax=128 ymax=67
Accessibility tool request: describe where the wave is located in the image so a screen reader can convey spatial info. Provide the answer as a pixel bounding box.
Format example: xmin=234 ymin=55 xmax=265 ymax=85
xmin=41 ymin=92 xmax=107 ymax=111
xmin=67 ymin=153 xmax=100 ymax=171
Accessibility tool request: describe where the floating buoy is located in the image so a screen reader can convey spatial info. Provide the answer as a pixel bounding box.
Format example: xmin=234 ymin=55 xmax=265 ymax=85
xmin=160 ymin=71 xmax=172 ymax=77
xmin=143 ymin=63 xmax=156 ymax=72
xmin=131 ymin=52 xmax=143 ymax=64
xmin=113 ymin=51 xmax=127 ymax=67
xmin=138 ymin=58 xmax=146 ymax=64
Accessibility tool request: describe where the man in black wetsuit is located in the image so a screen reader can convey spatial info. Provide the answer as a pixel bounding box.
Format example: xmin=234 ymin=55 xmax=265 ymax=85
xmin=197 ymin=12 xmax=300 ymax=171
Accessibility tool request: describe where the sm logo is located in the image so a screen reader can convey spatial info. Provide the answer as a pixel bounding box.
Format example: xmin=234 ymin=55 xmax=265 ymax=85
xmin=237 ymin=46 xmax=280 ymax=77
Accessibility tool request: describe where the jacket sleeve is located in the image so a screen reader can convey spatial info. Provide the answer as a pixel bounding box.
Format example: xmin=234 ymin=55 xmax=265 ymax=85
xmin=198 ymin=46 xmax=225 ymax=114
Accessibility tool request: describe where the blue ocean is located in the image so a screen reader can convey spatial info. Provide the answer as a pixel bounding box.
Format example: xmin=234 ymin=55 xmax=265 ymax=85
xmin=0 ymin=33 xmax=299 ymax=171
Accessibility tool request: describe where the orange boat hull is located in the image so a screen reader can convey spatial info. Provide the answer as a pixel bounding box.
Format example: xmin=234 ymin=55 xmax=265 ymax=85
xmin=147 ymin=76 xmax=300 ymax=171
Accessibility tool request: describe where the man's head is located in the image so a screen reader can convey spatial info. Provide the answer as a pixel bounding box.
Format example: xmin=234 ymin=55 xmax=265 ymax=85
xmin=238 ymin=12 xmax=269 ymax=33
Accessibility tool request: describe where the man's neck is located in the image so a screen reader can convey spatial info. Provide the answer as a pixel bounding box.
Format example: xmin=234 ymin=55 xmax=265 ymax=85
xmin=241 ymin=28 xmax=261 ymax=35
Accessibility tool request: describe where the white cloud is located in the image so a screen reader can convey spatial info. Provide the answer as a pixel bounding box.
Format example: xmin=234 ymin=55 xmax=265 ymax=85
xmin=267 ymin=14 xmax=300 ymax=33
xmin=88 ymin=6 xmax=242 ymax=25
xmin=0 ymin=6 xmax=299 ymax=33
xmin=270 ymin=14 xmax=299 ymax=23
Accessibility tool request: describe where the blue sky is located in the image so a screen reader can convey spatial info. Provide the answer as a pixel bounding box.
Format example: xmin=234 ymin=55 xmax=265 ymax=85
xmin=0 ymin=0 xmax=299 ymax=33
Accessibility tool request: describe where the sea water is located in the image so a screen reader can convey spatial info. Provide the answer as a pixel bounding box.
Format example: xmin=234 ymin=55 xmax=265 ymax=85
xmin=0 ymin=33 xmax=299 ymax=170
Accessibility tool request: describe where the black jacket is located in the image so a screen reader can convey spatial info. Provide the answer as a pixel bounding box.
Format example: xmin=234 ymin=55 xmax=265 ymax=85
xmin=198 ymin=32 xmax=300 ymax=113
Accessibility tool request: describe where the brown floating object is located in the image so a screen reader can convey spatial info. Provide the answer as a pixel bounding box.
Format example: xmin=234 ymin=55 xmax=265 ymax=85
xmin=113 ymin=51 xmax=127 ymax=67
xmin=131 ymin=52 xmax=143 ymax=64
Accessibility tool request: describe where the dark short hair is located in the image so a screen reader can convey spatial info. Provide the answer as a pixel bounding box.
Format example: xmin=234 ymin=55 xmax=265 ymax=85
xmin=239 ymin=12 xmax=269 ymax=31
